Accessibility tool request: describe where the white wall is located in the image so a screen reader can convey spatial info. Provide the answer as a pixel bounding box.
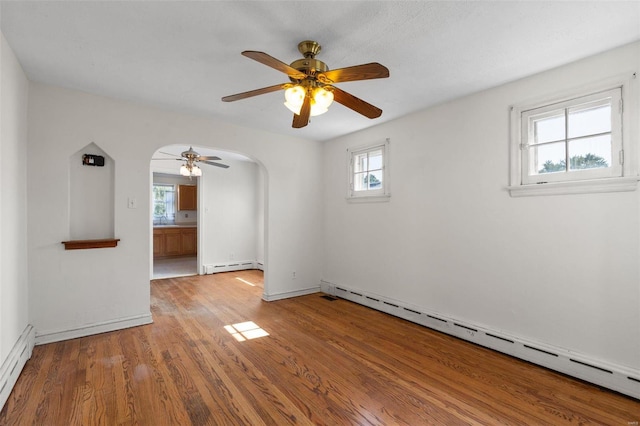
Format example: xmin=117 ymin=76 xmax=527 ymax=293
xmin=27 ymin=82 xmax=324 ymax=342
xmin=69 ymin=142 xmax=115 ymax=239
xmin=323 ymin=42 xmax=640 ymax=372
xmin=0 ymin=32 xmax=30 ymax=408
xmin=256 ymin=167 xmax=265 ymax=265
xmin=199 ymin=158 xmax=259 ymax=267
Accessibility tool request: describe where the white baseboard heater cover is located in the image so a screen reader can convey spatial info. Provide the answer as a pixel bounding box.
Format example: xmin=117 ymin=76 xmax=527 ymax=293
xmin=320 ymin=280 xmax=640 ymax=400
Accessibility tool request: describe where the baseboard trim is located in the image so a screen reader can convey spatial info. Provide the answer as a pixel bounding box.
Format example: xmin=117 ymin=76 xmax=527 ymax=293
xmin=35 ymin=313 xmax=153 ymax=345
xmin=0 ymin=324 xmax=35 ymax=411
xmin=263 ymin=285 xmax=320 ymax=302
xmin=322 ymin=280 xmax=640 ymax=400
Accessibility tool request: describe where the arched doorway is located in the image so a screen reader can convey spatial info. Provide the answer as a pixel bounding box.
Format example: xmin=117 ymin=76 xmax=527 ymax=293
xmin=150 ymin=145 xmax=267 ymax=293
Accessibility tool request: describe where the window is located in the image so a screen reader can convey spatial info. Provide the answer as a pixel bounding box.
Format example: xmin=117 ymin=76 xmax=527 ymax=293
xmin=509 ymin=76 xmax=638 ymax=197
xmin=348 ymin=140 xmax=390 ymax=200
xmin=153 ymin=184 xmax=176 ymax=224
xmin=521 ymin=88 xmax=621 ymax=184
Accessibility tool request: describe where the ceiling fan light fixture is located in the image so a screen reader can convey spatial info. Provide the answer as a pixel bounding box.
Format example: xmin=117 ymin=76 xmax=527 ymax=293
xmin=284 ymin=85 xmax=305 ymax=115
xmin=180 ymin=162 xmax=202 ymax=177
xmin=311 ymin=87 xmax=333 ymax=116
xmin=284 ymin=85 xmax=334 ymax=117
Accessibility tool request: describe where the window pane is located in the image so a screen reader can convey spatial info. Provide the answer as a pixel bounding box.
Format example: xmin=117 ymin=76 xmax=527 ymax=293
xmin=568 ymin=103 xmax=611 ymax=139
xmin=354 ymin=172 xmax=367 ymax=191
xmin=368 ymin=150 xmax=383 ymax=170
xmin=533 ymin=113 xmax=565 ymax=144
xmin=153 ymin=184 xmax=175 ymax=221
xmin=366 ymin=170 xmax=383 ymax=189
xmin=568 ymin=135 xmax=611 ymax=171
xmin=530 ymin=142 xmax=566 ymax=174
xmin=354 ymin=153 xmax=368 ymax=173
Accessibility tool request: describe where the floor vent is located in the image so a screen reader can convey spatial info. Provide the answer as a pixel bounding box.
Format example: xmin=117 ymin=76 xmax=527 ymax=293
xmin=403 ymin=308 xmax=421 ymax=315
xmin=320 ymin=295 xmax=338 ymax=301
xmin=570 ymin=359 xmax=613 ymax=374
xmin=628 ymin=376 xmax=640 ymax=383
xmin=383 ymin=301 xmax=399 ymax=308
xmin=366 ymin=296 xmax=380 ymax=302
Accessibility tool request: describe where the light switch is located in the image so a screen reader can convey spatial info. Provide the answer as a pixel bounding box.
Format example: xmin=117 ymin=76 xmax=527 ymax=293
xmin=128 ymin=197 xmax=137 ymax=209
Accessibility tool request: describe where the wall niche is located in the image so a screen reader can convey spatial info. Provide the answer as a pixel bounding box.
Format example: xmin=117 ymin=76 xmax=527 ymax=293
xmin=62 ymin=142 xmax=119 ymax=250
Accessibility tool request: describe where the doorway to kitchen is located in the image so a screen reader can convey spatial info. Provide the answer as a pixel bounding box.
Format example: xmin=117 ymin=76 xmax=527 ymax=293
xmin=151 ymin=174 xmax=199 ymax=279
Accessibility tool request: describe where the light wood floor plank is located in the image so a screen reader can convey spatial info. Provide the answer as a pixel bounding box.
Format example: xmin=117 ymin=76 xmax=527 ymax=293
xmin=1 ymin=270 xmax=638 ymax=425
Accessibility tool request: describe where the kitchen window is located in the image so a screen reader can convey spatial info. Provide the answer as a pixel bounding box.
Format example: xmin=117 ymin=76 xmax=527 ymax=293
xmin=153 ymin=184 xmax=176 ymax=224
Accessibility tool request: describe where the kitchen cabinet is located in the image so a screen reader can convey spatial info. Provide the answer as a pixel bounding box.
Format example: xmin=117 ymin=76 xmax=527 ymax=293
xmin=181 ymin=227 xmax=197 ymax=255
xmin=178 ymin=185 xmax=197 ymax=211
xmin=153 ymin=227 xmax=197 ymax=258
xmin=153 ymin=231 xmax=164 ymax=257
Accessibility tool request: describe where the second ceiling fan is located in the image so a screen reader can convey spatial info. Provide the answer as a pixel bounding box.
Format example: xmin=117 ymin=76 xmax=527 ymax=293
xmin=222 ymin=40 xmax=389 ymax=129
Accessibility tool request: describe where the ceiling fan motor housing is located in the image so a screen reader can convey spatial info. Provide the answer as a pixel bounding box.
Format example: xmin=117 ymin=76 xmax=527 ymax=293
xmin=289 ymin=40 xmax=329 ymax=81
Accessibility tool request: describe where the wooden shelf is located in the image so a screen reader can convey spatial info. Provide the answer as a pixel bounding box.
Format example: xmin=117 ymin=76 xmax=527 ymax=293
xmin=61 ymin=238 xmax=120 ymax=250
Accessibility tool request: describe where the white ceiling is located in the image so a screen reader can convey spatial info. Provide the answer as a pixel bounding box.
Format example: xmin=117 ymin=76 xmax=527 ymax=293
xmin=2 ymin=1 xmax=639 ymax=142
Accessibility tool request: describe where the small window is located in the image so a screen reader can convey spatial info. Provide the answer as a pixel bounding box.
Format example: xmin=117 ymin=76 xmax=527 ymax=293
xmin=348 ymin=140 xmax=390 ymax=200
xmin=509 ymin=77 xmax=638 ymax=197
xmin=153 ymin=184 xmax=176 ymax=224
xmin=521 ymin=87 xmax=622 ymax=184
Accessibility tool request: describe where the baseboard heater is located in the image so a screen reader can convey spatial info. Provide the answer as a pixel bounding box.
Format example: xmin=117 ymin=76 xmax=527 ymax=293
xmin=320 ymin=280 xmax=640 ymax=400
xmin=204 ymin=260 xmax=262 ymax=274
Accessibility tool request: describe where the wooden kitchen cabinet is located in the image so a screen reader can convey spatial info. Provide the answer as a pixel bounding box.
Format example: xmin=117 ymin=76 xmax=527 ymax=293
xmin=163 ymin=228 xmax=182 ymax=256
xmin=153 ymin=230 xmax=164 ymax=257
xmin=178 ymin=185 xmax=197 ymax=211
xmin=153 ymin=227 xmax=197 ymax=258
xmin=181 ymin=228 xmax=197 ymax=255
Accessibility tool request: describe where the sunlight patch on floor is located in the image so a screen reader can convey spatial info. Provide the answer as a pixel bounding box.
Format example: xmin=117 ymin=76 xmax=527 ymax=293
xmin=235 ymin=277 xmax=256 ymax=286
xmin=224 ymin=321 xmax=269 ymax=342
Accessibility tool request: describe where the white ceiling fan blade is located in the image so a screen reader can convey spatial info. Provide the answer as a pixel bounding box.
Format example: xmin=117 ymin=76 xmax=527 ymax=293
xmin=201 ymin=160 xmax=230 ymax=169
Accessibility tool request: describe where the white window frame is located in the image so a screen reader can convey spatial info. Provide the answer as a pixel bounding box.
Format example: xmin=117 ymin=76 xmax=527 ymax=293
xmin=508 ymin=74 xmax=638 ymax=197
xmin=347 ymin=139 xmax=390 ymax=201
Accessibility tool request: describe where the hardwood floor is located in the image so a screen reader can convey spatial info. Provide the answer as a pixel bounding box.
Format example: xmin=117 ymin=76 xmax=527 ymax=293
xmin=1 ymin=270 xmax=638 ymax=425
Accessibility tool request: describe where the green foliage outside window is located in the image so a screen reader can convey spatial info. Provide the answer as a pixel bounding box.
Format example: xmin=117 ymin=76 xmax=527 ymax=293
xmin=539 ymin=153 xmax=608 ymax=174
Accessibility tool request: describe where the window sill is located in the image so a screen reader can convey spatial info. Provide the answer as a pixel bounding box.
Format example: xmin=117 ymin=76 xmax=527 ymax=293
xmin=347 ymin=194 xmax=391 ymax=203
xmin=507 ymin=177 xmax=639 ymax=197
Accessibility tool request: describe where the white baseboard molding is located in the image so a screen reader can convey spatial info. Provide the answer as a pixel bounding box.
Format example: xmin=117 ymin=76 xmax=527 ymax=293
xmin=263 ymin=285 xmax=321 ymax=302
xmin=0 ymin=324 xmax=35 ymax=412
xmin=321 ymin=280 xmax=640 ymax=400
xmin=203 ymin=260 xmax=260 ymax=274
xmin=35 ymin=313 xmax=153 ymax=345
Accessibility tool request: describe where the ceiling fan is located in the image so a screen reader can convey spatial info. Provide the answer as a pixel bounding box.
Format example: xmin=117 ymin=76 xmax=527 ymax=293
xmin=222 ymin=40 xmax=389 ymax=128
xmin=153 ymin=146 xmax=229 ymax=177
